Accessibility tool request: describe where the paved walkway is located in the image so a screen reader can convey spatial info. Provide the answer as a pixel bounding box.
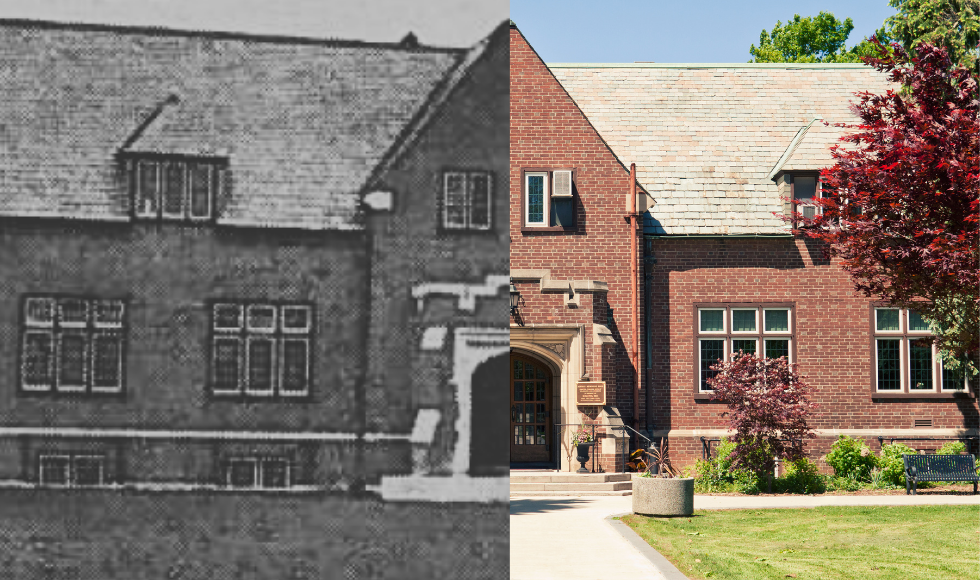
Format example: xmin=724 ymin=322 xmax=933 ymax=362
xmin=510 ymin=493 xmax=980 ymax=580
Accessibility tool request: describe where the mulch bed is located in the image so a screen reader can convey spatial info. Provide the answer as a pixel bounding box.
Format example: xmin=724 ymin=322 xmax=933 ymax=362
xmin=699 ymin=483 xmax=978 ymax=496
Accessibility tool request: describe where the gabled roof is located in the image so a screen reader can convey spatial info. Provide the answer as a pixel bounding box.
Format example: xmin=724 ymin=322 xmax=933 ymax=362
xmin=549 ymin=62 xmax=893 ymax=235
xmin=365 ymin=21 xmax=508 ymax=190
xmin=0 ymin=19 xmax=463 ymax=229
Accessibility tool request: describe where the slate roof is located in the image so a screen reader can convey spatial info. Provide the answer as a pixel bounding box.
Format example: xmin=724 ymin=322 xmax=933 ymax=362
xmin=548 ymin=63 xmax=893 ymax=235
xmin=0 ymin=20 xmax=462 ymax=229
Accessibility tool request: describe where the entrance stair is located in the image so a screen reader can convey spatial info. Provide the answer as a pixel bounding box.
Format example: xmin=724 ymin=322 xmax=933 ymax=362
xmin=510 ymin=470 xmax=632 ymax=496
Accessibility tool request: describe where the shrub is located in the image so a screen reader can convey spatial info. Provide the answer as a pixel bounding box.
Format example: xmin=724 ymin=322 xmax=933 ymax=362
xmin=775 ymin=458 xmax=826 ymax=494
xmin=826 ymin=435 xmax=879 ymax=480
xmin=707 ymin=354 xmax=817 ymax=487
xmin=936 ymin=441 xmax=967 ymax=455
xmin=879 ymin=442 xmax=917 ymax=486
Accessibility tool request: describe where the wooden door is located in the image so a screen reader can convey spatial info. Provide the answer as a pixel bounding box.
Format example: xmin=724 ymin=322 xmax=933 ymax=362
xmin=510 ymin=355 xmax=552 ymax=464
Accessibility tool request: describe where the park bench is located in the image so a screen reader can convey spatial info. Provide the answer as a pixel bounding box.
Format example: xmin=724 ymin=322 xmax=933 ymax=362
xmin=903 ymin=454 xmax=979 ymax=495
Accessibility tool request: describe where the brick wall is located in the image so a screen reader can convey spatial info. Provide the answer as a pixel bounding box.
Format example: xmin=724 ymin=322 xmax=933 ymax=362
xmin=646 ymin=236 xmax=980 ymax=467
xmin=510 ymin=26 xmax=643 ymax=427
xmin=0 ymin=220 xmax=368 ymax=432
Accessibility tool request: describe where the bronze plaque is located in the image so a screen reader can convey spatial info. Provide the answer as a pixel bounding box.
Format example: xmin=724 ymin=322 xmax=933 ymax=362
xmin=576 ymin=381 xmax=606 ymax=406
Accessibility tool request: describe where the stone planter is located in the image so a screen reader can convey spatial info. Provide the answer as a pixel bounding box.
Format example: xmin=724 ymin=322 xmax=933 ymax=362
xmin=632 ymin=476 xmax=694 ymax=517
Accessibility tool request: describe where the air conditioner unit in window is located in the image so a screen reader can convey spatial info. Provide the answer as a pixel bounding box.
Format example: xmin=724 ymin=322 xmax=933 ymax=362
xmin=552 ymin=170 xmax=573 ymax=198
xmin=801 ymin=205 xmax=817 ymax=220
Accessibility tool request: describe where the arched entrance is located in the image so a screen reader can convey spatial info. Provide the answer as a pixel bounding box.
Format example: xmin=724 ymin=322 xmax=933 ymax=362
xmin=510 ymin=353 xmax=553 ymax=465
xmin=469 ymin=353 xmax=509 ymax=477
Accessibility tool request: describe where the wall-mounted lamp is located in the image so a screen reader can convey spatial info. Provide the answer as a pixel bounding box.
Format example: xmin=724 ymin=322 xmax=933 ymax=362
xmin=510 ymin=278 xmax=525 ymax=326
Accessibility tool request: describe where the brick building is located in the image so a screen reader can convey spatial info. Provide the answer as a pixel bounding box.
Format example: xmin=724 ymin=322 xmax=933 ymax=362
xmin=519 ymin=26 xmax=978 ymax=471
xmin=510 ymin=23 xmax=651 ymax=473
xmin=0 ymin=18 xmax=509 ymax=501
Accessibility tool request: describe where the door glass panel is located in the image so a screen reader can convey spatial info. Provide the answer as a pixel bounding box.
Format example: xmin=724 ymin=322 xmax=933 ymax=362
xmin=525 ymin=403 xmax=535 ymax=423
xmin=536 ymin=381 xmax=545 ymax=401
xmin=524 ymin=383 xmax=534 ymax=401
xmin=514 ymin=360 xmax=523 ymax=379
xmin=514 ymin=381 xmax=523 ymax=401
xmin=524 ymin=428 xmax=533 ymax=445
xmin=524 ymin=363 xmax=534 ymax=379
xmin=536 ymin=426 xmax=546 ymax=445
xmin=514 ymin=426 xmax=522 ymax=445
xmin=536 ymin=403 xmax=546 ymax=424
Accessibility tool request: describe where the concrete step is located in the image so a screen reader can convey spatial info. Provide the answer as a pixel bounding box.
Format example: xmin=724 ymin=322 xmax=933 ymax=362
xmin=511 ymin=490 xmax=632 ymax=496
xmin=510 ymin=481 xmax=633 ymax=492
xmin=509 ymin=472 xmax=631 ymax=484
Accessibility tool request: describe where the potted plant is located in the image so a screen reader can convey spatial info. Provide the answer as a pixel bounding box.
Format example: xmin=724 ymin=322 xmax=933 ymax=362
xmin=632 ymin=438 xmax=694 ymax=517
xmin=571 ymin=422 xmax=595 ymax=473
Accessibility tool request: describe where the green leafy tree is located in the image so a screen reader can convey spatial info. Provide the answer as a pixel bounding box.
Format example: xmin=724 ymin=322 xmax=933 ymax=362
xmin=750 ymin=12 xmax=871 ymax=63
xmin=886 ymin=0 xmax=980 ymax=69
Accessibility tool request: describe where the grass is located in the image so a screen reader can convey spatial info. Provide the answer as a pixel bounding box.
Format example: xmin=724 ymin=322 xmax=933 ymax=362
xmin=622 ymin=505 xmax=980 ymax=580
xmin=0 ymin=489 xmax=507 ymax=579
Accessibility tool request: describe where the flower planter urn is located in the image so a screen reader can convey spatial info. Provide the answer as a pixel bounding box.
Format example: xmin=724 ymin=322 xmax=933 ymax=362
xmin=632 ymin=476 xmax=694 ymax=517
xmin=576 ymin=442 xmax=595 ymax=473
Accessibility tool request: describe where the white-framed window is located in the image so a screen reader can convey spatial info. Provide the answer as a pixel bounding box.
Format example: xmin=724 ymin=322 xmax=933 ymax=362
xmin=21 ymin=296 xmax=126 ymax=394
xmin=524 ymin=171 xmax=549 ymax=227
xmin=696 ymin=304 xmax=795 ymax=393
xmin=225 ymin=457 xmax=290 ymax=489
xmin=873 ymin=307 xmax=968 ymax=393
xmin=521 ymin=168 xmax=576 ymax=229
xmin=38 ymin=454 xmax=104 ymax=487
xmin=132 ymin=158 xmax=222 ymax=221
xmin=211 ymin=302 xmax=312 ymax=398
xmin=442 ymin=170 xmax=492 ymax=231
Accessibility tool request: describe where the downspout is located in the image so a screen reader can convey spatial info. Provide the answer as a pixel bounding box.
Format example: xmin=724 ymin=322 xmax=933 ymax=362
xmin=628 ymin=164 xmax=640 ymax=439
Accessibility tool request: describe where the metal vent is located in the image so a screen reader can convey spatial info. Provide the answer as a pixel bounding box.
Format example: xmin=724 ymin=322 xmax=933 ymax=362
xmin=802 ymin=205 xmax=816 ymax=220
xmin=913 ymin=418 xmax=933 ymax=428
xmin=552 ymin=170 xmax=573 ymax=197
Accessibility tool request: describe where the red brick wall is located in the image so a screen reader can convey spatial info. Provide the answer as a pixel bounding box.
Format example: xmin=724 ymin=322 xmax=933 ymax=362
xmin=510 ymin=26 xmax=644 ymax=426
xmin=646 ymin=236 xmax=979 ymax=467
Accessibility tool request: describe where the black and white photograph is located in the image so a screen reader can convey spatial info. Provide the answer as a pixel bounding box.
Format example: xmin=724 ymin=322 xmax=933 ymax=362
xmin=0 ymin=1 xmax=510 ymax=577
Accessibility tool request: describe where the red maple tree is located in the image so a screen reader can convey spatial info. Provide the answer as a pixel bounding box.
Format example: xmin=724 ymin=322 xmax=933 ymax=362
xmin=707 ymin=353 xmax=816 ymax=485
xmin=795 ymin=41 xmax=979 ymax=369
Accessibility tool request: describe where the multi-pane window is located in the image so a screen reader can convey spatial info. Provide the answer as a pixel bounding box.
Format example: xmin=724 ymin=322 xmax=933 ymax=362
xmin=442 ymin=171 xmax=492 ymax=231
xmin=225 ymin=457 xmax=290 ymax=489
xmin=133 ymin=158 xmax=222 ymax=221
xmin=21 ymin=296 xmax=126 ymax=394
xmin=38 ymin=454 xmax=104 ymax=487
xmin=210 ymin=302 xmax=312 ymax=397
xmin=873 ymin=308 xmax=967 ymax=393
xmin=522 ymin=169 xmax=574 ymax=229
xmin=696 ymin=304 xmax=794 ymax=392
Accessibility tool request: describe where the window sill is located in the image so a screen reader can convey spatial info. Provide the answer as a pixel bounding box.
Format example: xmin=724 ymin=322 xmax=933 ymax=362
xmin=521 ymin=226 xmax=575 ymax=234
xmin=871 ymin=391 xmax=975 ymax=400
xmin=693 ymin=393 xmax=724 ymax=401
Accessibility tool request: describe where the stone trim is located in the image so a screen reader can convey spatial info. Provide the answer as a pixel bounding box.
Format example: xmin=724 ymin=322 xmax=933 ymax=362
xmin=510 ymin=268 xmax=609 ymax=296
xmin=411 ymin=274 xmax=508 ymax=312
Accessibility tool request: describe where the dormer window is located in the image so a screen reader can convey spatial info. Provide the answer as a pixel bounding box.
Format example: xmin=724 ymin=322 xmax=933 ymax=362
xmin=130 ymin=158 xmax=224 ymax=221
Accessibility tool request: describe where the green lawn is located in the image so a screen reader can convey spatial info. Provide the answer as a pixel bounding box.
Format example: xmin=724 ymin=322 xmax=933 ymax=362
xmin=622 ymin=505 xmax=980 ymax=580
xmin=0 ymin=489 xmax=507 ymax=579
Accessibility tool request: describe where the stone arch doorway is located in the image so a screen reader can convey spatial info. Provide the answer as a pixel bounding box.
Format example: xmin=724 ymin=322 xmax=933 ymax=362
xmin=468 ymin=353 xmax=509 ymax=477
xmin=510 ymin=353 xmax=554 ymax=466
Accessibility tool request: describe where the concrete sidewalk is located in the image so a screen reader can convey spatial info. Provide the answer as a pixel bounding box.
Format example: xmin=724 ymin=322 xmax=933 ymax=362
xmin=510 ymin=493 xmax=980 ymax=580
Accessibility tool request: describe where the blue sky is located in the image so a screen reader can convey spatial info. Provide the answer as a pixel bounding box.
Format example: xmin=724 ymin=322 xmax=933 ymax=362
xmin=0 ymin=0 xmax=507 ymax=47
xmin=512 ymin=0 xmax=898 ymax=63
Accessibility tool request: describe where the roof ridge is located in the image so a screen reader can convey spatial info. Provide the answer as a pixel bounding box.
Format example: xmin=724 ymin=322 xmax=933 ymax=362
xmin=0 ymin=17 xmax=466 ymax=54
xmin=548 ymin=62 xmax=872 ymax=69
